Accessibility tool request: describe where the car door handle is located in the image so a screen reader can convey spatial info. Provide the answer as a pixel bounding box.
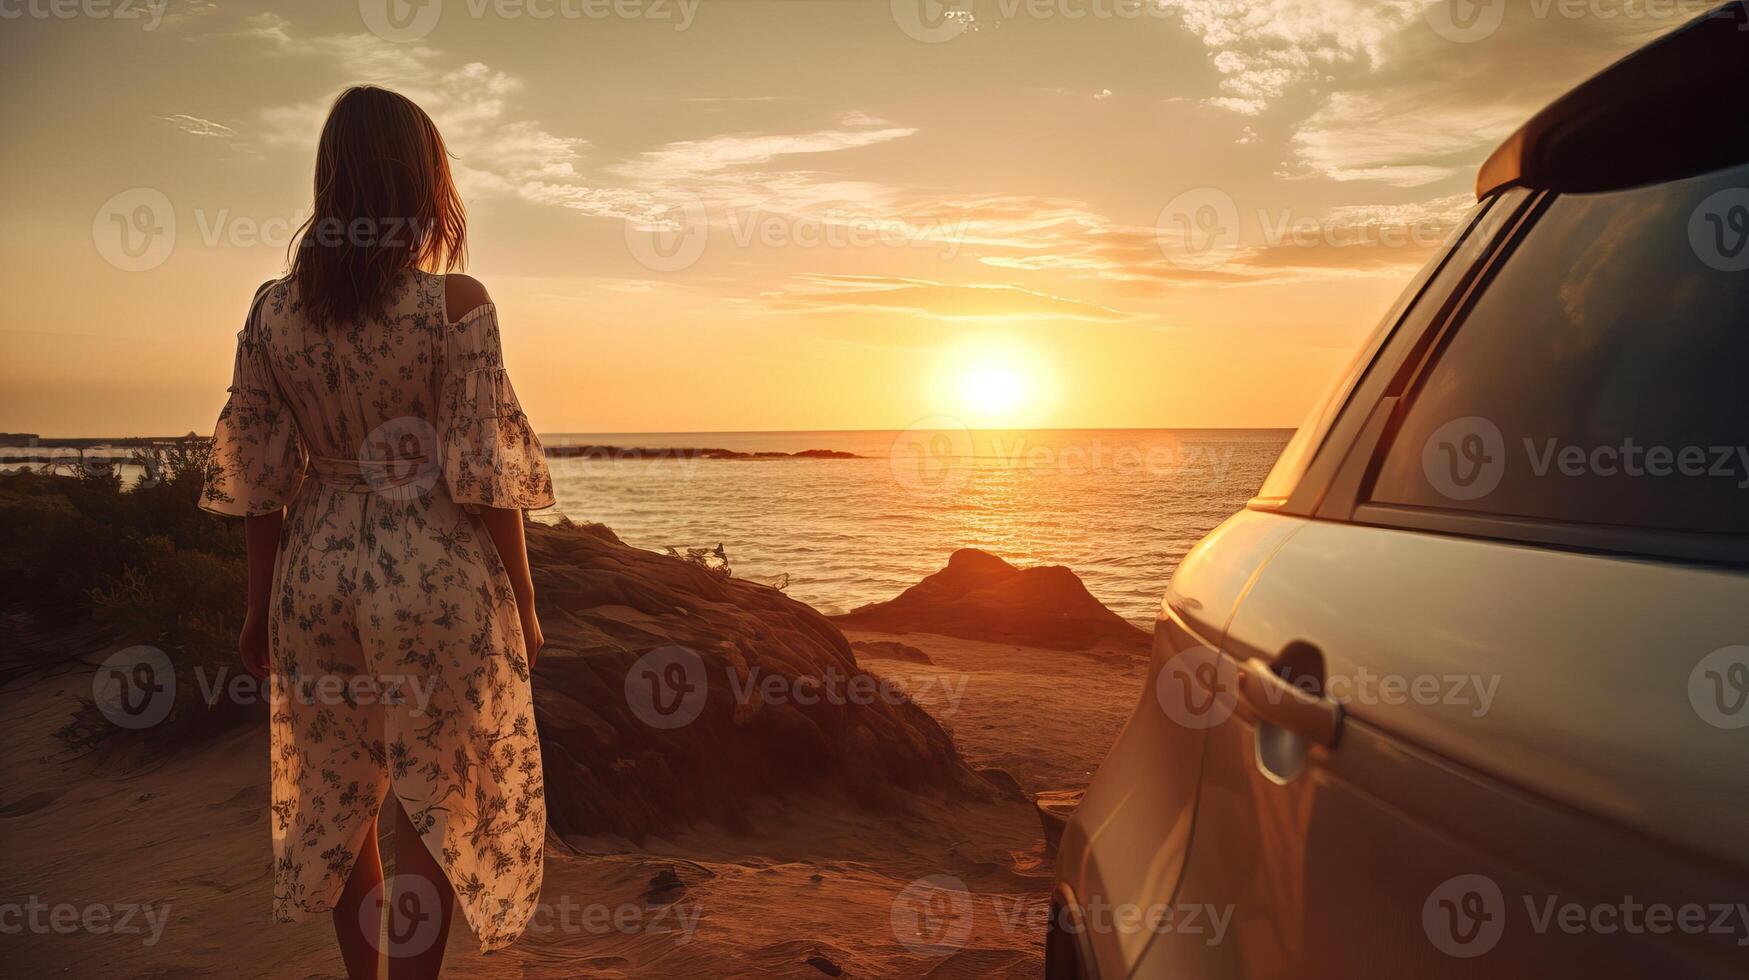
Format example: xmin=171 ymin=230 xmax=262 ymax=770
xmin=1239 ymin=658 xmax=1343 ymax=748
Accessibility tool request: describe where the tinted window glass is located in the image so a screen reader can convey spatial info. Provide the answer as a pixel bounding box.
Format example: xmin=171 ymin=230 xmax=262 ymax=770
xmin=1256 ymin=193 xmax=1521 ymax=503
xmin=1370 ymin=163 xmax=1749 ymax=535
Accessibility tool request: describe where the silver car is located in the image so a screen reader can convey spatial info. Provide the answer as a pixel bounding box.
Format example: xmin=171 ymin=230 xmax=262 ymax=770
xmin=1051 ymin=7 xmax=1749 ymax=978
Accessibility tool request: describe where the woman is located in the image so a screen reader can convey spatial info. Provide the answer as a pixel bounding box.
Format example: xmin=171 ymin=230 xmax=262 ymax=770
xmin=200 ymin=86 xmax=552 ymax=978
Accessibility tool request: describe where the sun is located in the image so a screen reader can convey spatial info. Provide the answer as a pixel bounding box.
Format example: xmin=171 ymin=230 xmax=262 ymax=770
xmin=960 ymin=366 xmax=1025 ymax=414
xmin=932 ymin=336 xmax=1055 ymax=426
xmin=958 ymin=365 xmax=1029 ymax=419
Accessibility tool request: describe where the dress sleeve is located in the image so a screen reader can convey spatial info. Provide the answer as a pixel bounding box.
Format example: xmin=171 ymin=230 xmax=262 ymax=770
xmin=437 ymin=304 xmax=555 ymax=511
xmin=199 ymin=286 xmax=307 ymax=517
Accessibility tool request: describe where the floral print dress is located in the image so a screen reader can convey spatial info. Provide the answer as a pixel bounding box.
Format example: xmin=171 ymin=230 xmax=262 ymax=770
xmin=200 ymin=270 xmax=553 ymax=952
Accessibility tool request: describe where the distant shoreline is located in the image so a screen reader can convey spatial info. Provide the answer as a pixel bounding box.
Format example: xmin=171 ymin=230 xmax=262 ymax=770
xmin=1 ymin=427 xmax=1295 ymax=467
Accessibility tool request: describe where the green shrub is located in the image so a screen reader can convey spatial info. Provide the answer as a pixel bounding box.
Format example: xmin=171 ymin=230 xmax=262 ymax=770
xmin=0 ymin=438 xmax=257 ymax=746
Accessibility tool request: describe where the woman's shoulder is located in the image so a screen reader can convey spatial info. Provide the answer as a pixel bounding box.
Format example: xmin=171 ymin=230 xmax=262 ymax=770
xmin=244 ymin=276 xmax=295 ymax=330
xmin=442 ymin=273 xmax=493 ymax=324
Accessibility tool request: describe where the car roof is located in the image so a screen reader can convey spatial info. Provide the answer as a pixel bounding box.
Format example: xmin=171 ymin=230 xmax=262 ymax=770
xmin=1477 ymin=1 xmax=1749 ymax=197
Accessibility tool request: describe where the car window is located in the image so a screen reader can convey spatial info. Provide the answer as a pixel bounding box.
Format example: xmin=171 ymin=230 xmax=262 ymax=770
xmin=1255 ymin=193 xmax=1520 ymax=504
xmin=1369 ymin=162 xmax=1749 ymax=535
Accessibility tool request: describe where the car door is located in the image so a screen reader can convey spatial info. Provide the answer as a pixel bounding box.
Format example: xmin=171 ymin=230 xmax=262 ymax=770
xmin=1054 ymin=192 xmax=1524 ymax=980
xmin=1135 ymin=165 xmax=1749 ymax=978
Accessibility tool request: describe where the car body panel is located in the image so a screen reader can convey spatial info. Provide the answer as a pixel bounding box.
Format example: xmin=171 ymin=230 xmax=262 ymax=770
xmin=1056 ymin=508 xmax=1303 ymax=978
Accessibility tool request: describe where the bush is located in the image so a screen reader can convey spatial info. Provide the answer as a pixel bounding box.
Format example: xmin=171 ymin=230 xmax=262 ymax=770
xmin=0 ymin=438 xmax=256 ymax=746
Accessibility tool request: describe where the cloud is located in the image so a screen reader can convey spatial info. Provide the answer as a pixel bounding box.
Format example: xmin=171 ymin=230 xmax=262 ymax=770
xmin=1159 ymin=0 xmax=1694 ymax=188
xmin=158 ymin=114 xmax=235 ymax=138
xmin=757 ymin=274 xmax=1149 ymax=323
xmin=1156 ymin=0 xmax=1421 ymax=115
xmin=241 ymin=15 xmax=925 ymax=230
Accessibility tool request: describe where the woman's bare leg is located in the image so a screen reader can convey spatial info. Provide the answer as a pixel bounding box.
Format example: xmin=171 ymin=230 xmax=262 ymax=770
xmin=333 ymin=818 xmax=384 ymax=980
xmin=386 ymin=797 xmax=456 ymax=980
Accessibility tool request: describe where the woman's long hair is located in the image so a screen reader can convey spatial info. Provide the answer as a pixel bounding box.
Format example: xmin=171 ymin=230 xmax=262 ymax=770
xmin=289 ymin=86 xmax=466 ymax=327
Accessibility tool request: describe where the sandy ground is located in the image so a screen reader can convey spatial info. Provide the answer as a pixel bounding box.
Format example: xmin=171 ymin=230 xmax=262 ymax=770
xmin=0 ymin=631 xmax=1145 ymax=978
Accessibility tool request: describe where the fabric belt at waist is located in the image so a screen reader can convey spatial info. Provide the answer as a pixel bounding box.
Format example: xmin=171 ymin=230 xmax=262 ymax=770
xmin=307 ymin=453 xmax=440 ymax=494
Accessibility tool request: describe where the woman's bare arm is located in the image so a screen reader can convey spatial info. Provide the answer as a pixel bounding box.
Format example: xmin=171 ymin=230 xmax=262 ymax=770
xmin=477 ymin=506 xmax=543 ymax=668
xmin=238 ymin=509 xmax=284 ymax=678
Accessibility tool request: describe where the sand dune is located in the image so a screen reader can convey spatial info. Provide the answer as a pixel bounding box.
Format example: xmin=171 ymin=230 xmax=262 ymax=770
xmin=0 ymin=525 xmax=1149 ymax=977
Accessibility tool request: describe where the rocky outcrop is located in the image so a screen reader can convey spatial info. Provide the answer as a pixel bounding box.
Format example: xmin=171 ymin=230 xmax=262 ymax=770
xmin=848 ymin=639 xmax=933 ymax=665
xmin=526 ymin=520 xmax=980 ymax=839
xmin=831 ymin=549 xmax=1150 ymax=653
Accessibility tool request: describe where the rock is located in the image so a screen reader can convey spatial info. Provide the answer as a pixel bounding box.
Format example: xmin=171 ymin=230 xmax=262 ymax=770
xmin=644 ymin=866 xmax=686 ymax=903
xmin=832 ymin=549 xmax=1150 ymax=653
xmin=1035 ymin=789 xmax=1084 ymax=854
xmin=849 ymin=639 xmax=934 ymax=665
xmin=975 ymin=767 xmax=1030 ymax=804
xmin=526 ymin=520 xmax=981 ymax=839
xmin=806 ymin=955 xmax=844 ymax=976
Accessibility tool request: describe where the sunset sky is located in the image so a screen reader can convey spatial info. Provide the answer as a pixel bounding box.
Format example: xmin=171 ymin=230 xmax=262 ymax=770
xmin=0 ymin=0 xmax=1694 ymax=436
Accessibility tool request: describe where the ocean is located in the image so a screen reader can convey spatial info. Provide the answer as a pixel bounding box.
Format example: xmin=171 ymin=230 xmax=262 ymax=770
xmin=541 ymin=428 xmax=1291 ymax=628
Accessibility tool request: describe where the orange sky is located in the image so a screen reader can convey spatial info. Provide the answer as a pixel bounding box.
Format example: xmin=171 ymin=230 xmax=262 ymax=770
xmin=0 ymin=0 xmax=1690 ymax=436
